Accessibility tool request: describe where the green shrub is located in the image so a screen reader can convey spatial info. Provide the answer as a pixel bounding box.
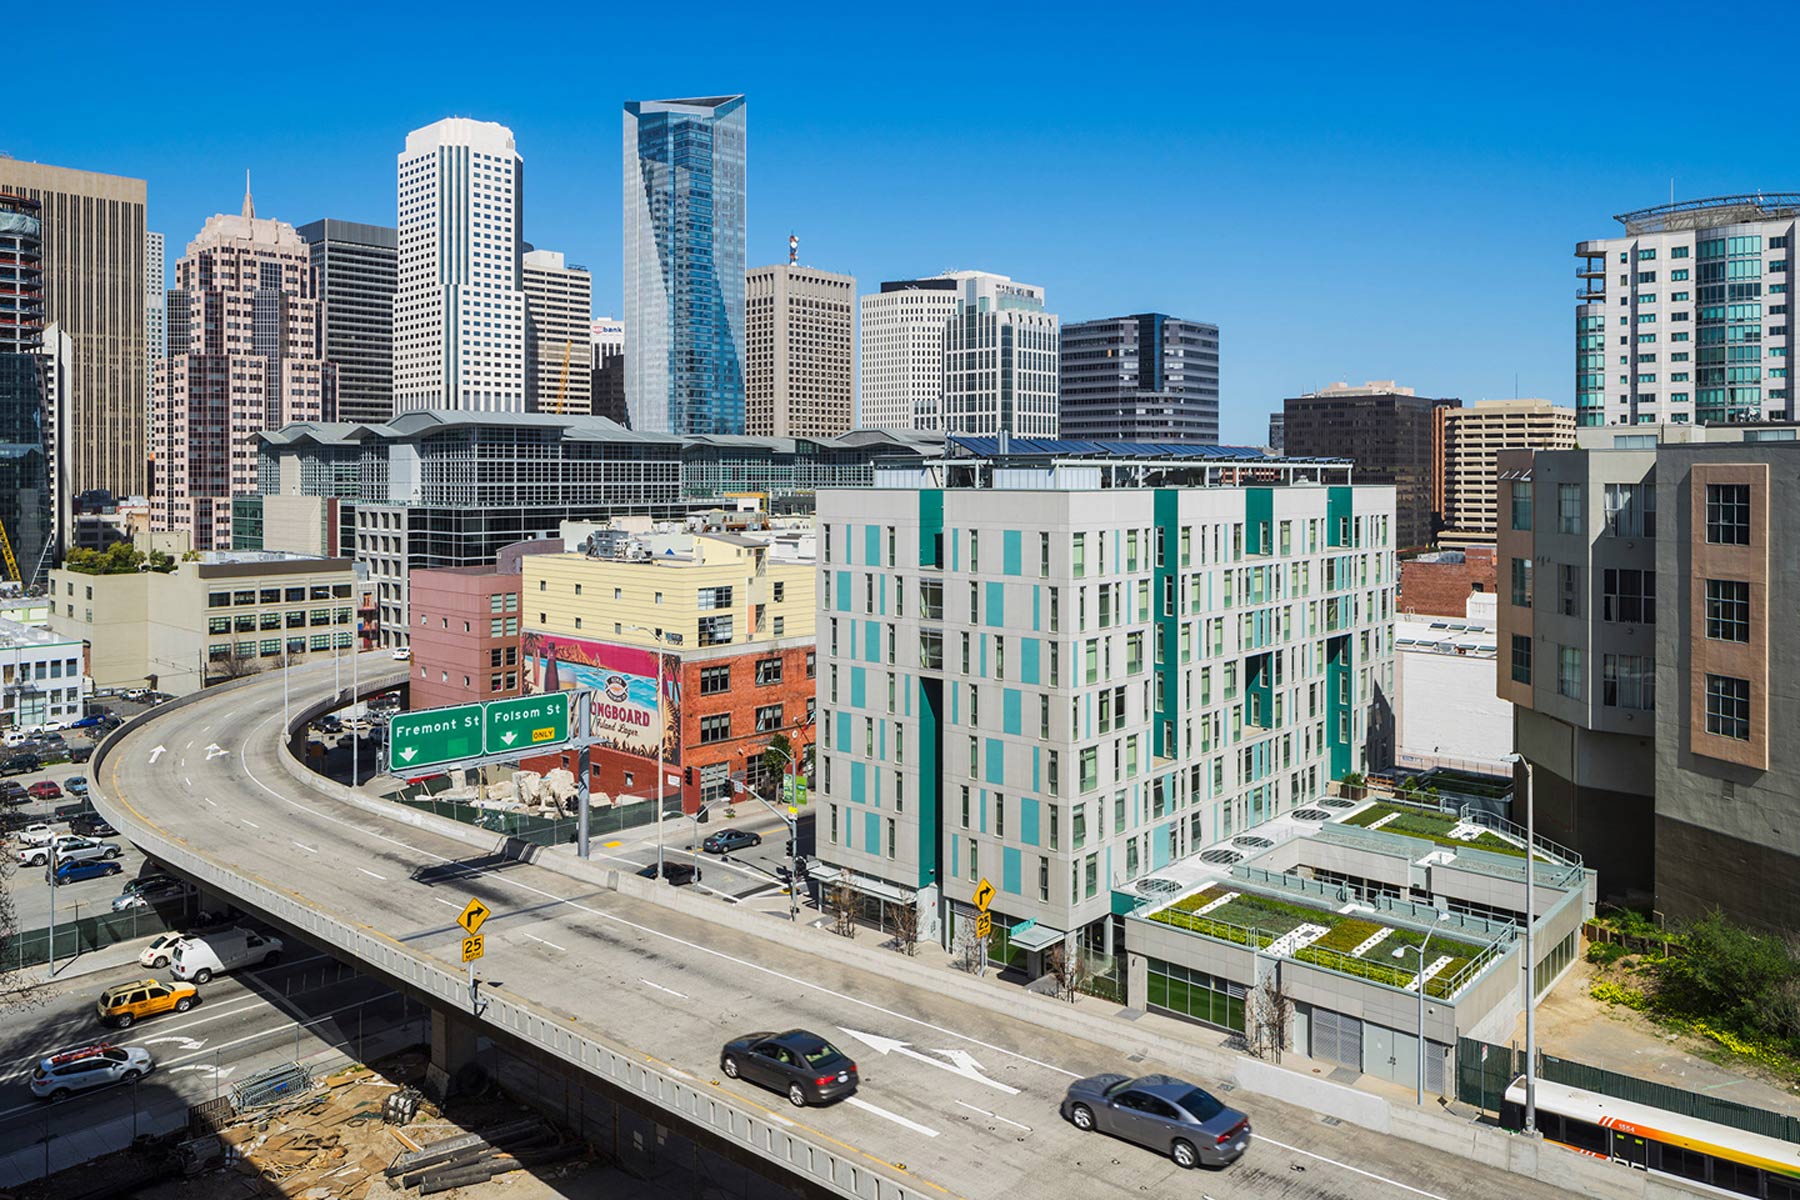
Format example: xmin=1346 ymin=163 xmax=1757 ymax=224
xmin=1587 ymin=940 xmax=1628 ymax=967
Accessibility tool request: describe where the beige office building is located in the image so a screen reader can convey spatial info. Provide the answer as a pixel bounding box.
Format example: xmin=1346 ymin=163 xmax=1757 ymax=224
xmin=745 ymin=264 xmax=854 ymax=437
xmin=523 ymin=249 xmax=593 ymax=415
xmin=49 ymin=539 xmax=355 ymax=696
xmin=1436 ymin=399 xmax=1575 ymax=549
xmin=0 ymin=159 xmax=147 ymax=498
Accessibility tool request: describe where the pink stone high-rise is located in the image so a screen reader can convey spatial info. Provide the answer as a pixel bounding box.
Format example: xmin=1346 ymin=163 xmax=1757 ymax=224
xmin=151 ymin=184 xmax=333 ymax=549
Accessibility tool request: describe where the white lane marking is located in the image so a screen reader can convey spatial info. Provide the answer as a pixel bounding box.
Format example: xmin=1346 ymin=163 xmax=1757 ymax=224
xmin=638 ymin=978 xmax=686 ymax=999
xmin=141 ymin=1035 xmax=206 ymax=1050
xmin=241 ymin=820 xmax=259 ymax=828
xmin=523 ymin=933 xmax=567 ymax=952
xmin=955 ymin=1100 xmax=1031 ymax=1132
xmin=764 ymin=1111 xmax=795 ymax=1127
xmin=292 ymin=841 xmax=317 ymax=853
xmin=1256 ymin=1134 xmax=1451 ymax=1200
xmin=204 ymin=798 xmax=218 ymax=807
xmin=845 ymin=1096 xmax=939 ymax=1138
xmin=186 ymin=742 xmax=194 ymax=750
xmin=226 ymin=713 xmax=1082 ymax=1082
xmin=838 ymin=1027 xmax=1019 ymax=1094
xmin=359 ymin=868 xmax=386 ymax=880
xmin=169 ymin=1063 xmax=236 ymax=1078
xmin=434 ymin=898 xmax=460 ymax=909
xmin=183 ymin=777 xmax=192 ymax=787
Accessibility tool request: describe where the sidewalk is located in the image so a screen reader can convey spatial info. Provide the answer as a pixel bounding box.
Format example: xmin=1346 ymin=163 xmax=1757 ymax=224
xmin=20 ymin=933 xmax=162 ymax=991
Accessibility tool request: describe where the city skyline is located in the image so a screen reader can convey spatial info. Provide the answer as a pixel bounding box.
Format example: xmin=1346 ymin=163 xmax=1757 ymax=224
xmin=10 ymin=2 xmax=1795 ymax=444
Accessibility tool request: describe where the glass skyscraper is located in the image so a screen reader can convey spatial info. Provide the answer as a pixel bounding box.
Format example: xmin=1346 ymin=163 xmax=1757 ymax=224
xmin=623 ymin=96 xmax=746 ymax=435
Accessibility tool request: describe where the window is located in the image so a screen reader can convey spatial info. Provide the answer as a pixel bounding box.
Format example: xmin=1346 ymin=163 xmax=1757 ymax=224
xmin=700 ymin=665 xmax=731 ymax=695
xmin=755 ymin=704 xmax=783 ymax=732
xmin=1557 ymin=484 xmax=1582 ymax=534
xmin=755 ymin=657 xmax=783 ymax=685
xmin=1039 ymin=532 xmax=1050 ymax=577
xmin=1705 ymin=578 xmax=1750 ymax=642
xmin=1603 ymin=483 xmax=1656 ymax=537
xmin=1601 ymin=568 xmax=1655 ymax=624
xmin=773 ymin=581 xmax=785 ymax=602
xmin=1705 ymin=483 xmax=1751 ymax=544
xmin=697 ymin=614 xmax=733 ymax=646
xmin=1556 ymin=646 xmax=1582 ymax=700
xmin=1510 ymin=635 xmax=1532 ymax=684
xmin=1079 ymin=747 xmax=1098 ymax=792
xmin=1510 ymin=481 xmax=1532 ymax=531
xmin=699 ymin=714 xmax=731 ymax=743
xmin=1072 ymin=532 xmax=1086 ymax=577
xmin=1510 ymin=557 xmax=1533 ymax=607
xmin=1557 ymin=564 xmax=1582 ymax=617
xmin=1704 ymin=674 xmax=1750 ymax=740
xmin=1601 ymin=654 xmax=1654 ymax=710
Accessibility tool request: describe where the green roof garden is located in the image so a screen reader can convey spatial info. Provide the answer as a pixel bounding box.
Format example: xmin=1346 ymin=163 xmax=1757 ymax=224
xmin=1342 ymin=802 xmax=1527 ymax=857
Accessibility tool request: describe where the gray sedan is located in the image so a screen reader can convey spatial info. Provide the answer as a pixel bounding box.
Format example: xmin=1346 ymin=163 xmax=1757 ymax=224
xmin=1061 ymin=1072 xmax=1251 ymax=1169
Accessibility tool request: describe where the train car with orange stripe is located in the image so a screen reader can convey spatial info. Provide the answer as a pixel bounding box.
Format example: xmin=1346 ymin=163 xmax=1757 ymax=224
xmin=1503 ymin=1078 xmax=1800 ymax=1197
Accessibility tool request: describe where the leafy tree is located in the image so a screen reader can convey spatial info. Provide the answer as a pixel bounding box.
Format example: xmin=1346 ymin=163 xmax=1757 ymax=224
xmin=62 ymin=542 xmax=176 ymax=575
xmin=1657 ymin=910 xmax=1800 ymax=1046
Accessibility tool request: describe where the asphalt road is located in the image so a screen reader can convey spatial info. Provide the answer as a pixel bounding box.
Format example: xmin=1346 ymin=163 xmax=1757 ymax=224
xmin=0 ymin=935 xmax=411 ymax=1153
xmin=100 ymin=656 xmax=1581 ymax=1200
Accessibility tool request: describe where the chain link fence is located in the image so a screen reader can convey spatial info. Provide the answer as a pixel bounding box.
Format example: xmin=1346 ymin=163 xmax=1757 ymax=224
xmin=1 ymin=897 xmax=199 ymax=974
xmin=389 ymin=791 xmax=683 ymax=848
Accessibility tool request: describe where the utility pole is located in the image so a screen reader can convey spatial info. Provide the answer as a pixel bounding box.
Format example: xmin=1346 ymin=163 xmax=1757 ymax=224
xmin=1523 ymin=757 xmax=1538 ymax=1135
xmin=575 ymin=693 xmax=592 ymax=859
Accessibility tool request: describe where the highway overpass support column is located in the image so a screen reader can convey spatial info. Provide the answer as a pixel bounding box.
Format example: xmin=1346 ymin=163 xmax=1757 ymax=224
xmin=426 ymin=1008 xmax=481 ymax=1100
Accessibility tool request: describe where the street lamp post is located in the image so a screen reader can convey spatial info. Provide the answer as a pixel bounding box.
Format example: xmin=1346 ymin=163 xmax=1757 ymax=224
xmin=1394 ymin=911 xmax=1451 ymax=1107
xmin=1512 ymin=751 xmax=1539 ymax=1135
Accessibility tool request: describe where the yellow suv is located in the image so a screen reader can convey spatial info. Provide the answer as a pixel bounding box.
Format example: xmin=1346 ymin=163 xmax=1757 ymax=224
xmin=95 ymin=978 xmax=200 ymax=1029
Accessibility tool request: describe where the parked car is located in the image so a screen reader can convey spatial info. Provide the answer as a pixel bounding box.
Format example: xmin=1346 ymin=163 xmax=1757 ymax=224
xmin=637 ymin=861 xmax=702 ymax=886
xmin=66 ymin=714 xmax=105 ymax=730
xmin=51 ymin=858 xmax=123 ymax=886
xmin=2 ymin=728 xmax=33 ymax=749
xmin=0 ymin=754 xmax=41 ymax=776
xmin=28 ymin=780 xmax=62 ymax=801
xmin=68 ymin=745 xmax=94 ymax=763
xmin=702 ymin=828 xmax=762 ymax=855
xmin=16 ymin=823 xmax=66 ymax=847
xmin=30 ymin=1043 xmax=155 ymax=1101
xmin=0 ymin=781 xmax=31 ymax=805
xmin=111 ymin=874 xmax=193 ymax=912
xmin=122 ymin=689 xmax=152 ymax=703
xmin=18 ymin=835 xmax=119 ymax=867
xmin=64 ymin=777 xmax=88 ymax=796
xmin=53 ymin=800 xmax=96 ymax=822
xmin=313 ymin=715 xmax=342 ymax=735
xmin=170 ymin=928 xmax=282 ymax=983
xmin=94 ymin=978 xmax=199 ymax=1029
xmin=719 ymin=1030 xmax=859 ymax=1108
xmin=1061 ymin=1073 xmax=1252 ymax=1169
xmin=138 ymin=933 xmax=188 ymax=970
xmin=69 ymin=815 xmax=118 ymax=838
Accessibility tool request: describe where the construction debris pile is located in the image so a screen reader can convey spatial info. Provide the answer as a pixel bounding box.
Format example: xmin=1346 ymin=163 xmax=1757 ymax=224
xmin=382 ymin=1117 xmax=575 ymax=1195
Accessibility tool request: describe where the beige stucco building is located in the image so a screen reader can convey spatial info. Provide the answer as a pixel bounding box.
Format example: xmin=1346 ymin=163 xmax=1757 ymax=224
xmin=49 ymin=540 xmax=355 ymax=696
xmin=745 ymin=264 xmax=854 ymax=438
xmin=1436 ymin=400 xmax=1574 ymax=549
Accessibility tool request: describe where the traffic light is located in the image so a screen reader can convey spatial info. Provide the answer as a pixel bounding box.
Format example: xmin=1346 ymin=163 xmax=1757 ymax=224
xmin=684 ymin=766 xmax=694 ymax=786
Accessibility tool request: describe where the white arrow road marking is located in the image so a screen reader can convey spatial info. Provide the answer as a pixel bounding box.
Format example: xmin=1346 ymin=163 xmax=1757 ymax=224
xmin=168 ymin=1064 xmax=236 ymax=1078
xmin=845 ymin=1096 xmax=939 ymax=1137
xmin=142 ymin=1035 xmax=207 ymax=1051
xmin=955 ymin=1100 xmax=1031 ymax=1132
xmin=205 ymin=744 xmax=228 ymax=760
xmin=524 ymin=933 xmax=567 ymax=952
xmin=147 ymin=745 xmax=167 ymax=764
xmin=836 ymin=1027 xmax=1020 ymax=1095
xmin=638 ymin=978 xmax=686 ymax=999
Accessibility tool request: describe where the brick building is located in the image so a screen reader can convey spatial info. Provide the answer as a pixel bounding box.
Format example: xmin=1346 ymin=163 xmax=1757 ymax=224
xmin=517 ymin=527 xmax=817 ymax=814
xmin=1398 ymin=547 xmax=1495 ymax=618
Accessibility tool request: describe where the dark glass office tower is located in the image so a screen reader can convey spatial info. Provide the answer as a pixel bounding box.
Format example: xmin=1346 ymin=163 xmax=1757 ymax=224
xmin=623 ymin=96 xmax=746 ymax=435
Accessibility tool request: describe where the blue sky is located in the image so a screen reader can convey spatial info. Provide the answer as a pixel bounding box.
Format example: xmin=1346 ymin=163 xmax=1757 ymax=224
xmin=17 ymin=0 xmax=1795 ymax=443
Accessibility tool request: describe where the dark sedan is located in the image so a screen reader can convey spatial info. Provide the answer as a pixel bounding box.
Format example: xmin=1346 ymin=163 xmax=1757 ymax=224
xmin=702 ymin=828 xmax=761 ymax=855
xmin=637 ymin=861 xmax=702 ymax=886
xmin=0 ymin=781 xmax=27 ymax=806
xmin=720 ymin=1030 xmax=858 ymax=1107
xmin=1062 ymin=1073 xmax=1251 ymax=1169
xmin=69 ymin=816 xmax=119 ymax=838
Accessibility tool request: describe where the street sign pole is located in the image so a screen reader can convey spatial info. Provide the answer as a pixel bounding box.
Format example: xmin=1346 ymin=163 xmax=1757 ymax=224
xmin=575 ymin=692 xmax=591 ymax=859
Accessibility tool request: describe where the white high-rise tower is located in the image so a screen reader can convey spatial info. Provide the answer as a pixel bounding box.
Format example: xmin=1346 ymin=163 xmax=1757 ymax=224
xmin=395 ymin=118 xmax=527 ymax=412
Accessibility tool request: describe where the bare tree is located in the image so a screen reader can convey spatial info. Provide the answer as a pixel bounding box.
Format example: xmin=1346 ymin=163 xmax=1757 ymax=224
xmin=887 ymin=899 xmax=920 ymax=956
xmin=1246 ymin=972 xmax=1295 ymax=1063
xmin=953 ymin=916 xmax=985 ymax=975
xmin=828 ymin=883 xmax=858 ymax=939
xmin=213 ymin=649 xmax=261 ymax=681
xmin=1047 ymin=943 xmax=1089 ymax=1003
xmin=0 ymin=851 xmax=40 ymax=1012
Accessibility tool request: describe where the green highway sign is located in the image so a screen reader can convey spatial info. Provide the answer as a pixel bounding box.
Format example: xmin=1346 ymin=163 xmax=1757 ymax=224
xmin=389 ymin=703 xmax=483 ymax=772
xmin=485 ymin=692 xmax=570 ymax=755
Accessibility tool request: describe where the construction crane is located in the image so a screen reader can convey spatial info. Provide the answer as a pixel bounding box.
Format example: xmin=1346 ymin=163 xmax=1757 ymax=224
xmin=0 ymin=520 xmax=20 ymax=584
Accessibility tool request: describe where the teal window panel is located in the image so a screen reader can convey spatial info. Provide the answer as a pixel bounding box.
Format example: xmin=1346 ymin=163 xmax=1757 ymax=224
xmin=904 ymin=676 xmax=912 ymax=717
xmin=951 ymin=833 xmax=960 ymax=877
xmin=1032 ymin=746 xmax=1040 ymax=792
xmin=837 ymin=711 xmax=852 ymax=751
xmin=872 ymin=766 xmax=881 ymax=807
xmin=1032 ymin=585 xmax=1041 ymax=631
xmin=986 ymin=582 xmax=1005 ymax=627
xmin=1154 ymin=824 xmax=1172 ymax=869
xmin=919 ymin=491 xmax=943 ymax=567
xmin=951 ymin=681 xmax=959 ymax=724
xmin=866 ymin=812 xmax=881 ymax=856
xmin=851 ymin=761 xmax=867 ymax=804
xmin=952 ymin=528 xmax=960 ymax=572
xmin=864 ymin=524 xmax=880 ymax=566
xmin=1002 ymin=530 xmax=1023 ymax=576
xmin=845 ymin=811 xmax=856 ymax=850
xmin=1019 ymin=638 xmax=1040 ymax=684
xmin=851 ymin=667 xmax=867 ymax=708
xmin=1020 ymin=796 xmax=1040 ymax=846
xmin=1002 ymin=847 xmax=1022 ymax=895
xmin=880 ymin=574 xmax=887 ymax=615
xmin=1002 ymin=688 xmax=1022 ymax=735
xmin=878 ymin=720 xmax=886 ymax=762
xmin=980 ymin=789 xmax=988 ymax=833
xmin=863 ymin=621 xmax=879 ymax=662
xmin=836 ymin=571 xmax=852 ymax=612
xmin=985 ymin=737 xmax=1004 ymax=784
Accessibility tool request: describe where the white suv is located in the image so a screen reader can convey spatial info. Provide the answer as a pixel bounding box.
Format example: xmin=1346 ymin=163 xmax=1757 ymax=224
xmin=30 ymin=1044 xmax=155 ymax=1100
xmin=18 ymin=835 xmax=119 ymax=868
